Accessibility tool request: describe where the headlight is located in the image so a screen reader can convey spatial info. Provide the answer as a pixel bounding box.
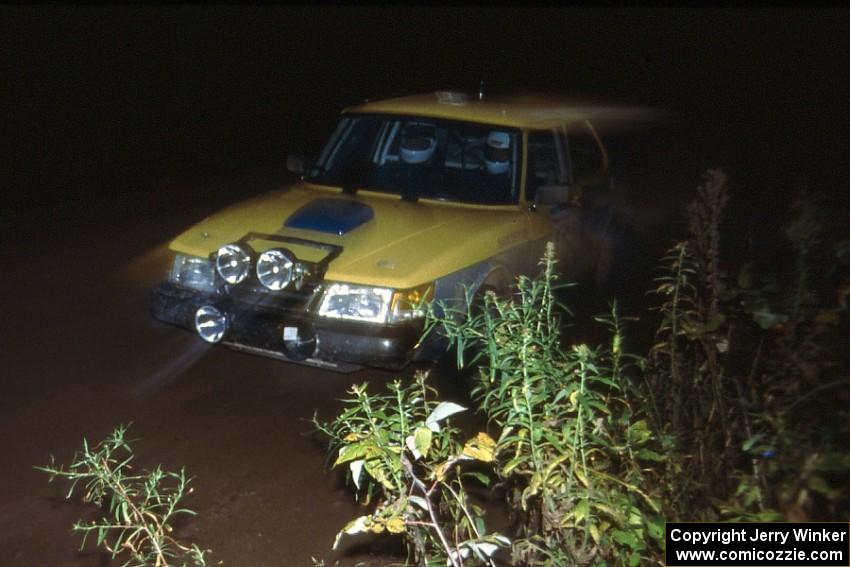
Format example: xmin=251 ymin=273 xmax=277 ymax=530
xmin=317 ymin=282 xmax=432 ymax=324
xmin=170 ymin=254 xmax=215 ymax=291
xmin=318 ymin=283 xmax=393 ymax=323
xmin=215 ymin=243 xmax=251 ymax=285
xmin=256 ymin=248 xmax=296 ymax=291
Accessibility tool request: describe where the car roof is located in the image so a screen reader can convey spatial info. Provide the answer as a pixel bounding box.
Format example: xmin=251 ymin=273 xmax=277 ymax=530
xmin=345 ymin=91 xmax=656 ymax=131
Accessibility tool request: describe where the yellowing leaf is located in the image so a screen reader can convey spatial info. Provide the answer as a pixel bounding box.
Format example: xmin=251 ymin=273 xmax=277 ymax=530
xmin=574 ymin=467 xmax=589 ymax=488
xmin=386 ymin=516 xmax=406 ymax=534
xmin=369 ymin=520 xmax=385 ymax=534
xmin=334 ymin=515 xmax=371 ymax=549
xmin=434 ymin=460 xmax=452 ymax=482
xmin=502 ymin=455 xmax=526 ymax=476
xmin=575 ymin=499 xmax=590 ymax=523
xmin=414 ymin=427 xmax=433 ymax=459
xmin=364 ymin=458 xmax=395 ymax=490
xmin=589 ymin=523 xmax=601 ymax=544
xmin=462 ymin=432 xmax=497 ymax=462
xmin=525 ymin=474 xmax=542 ymax=500
xmin=334 ymin=441 xmax=372 ymax=467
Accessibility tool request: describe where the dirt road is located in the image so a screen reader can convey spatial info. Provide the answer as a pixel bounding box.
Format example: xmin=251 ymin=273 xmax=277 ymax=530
xmin=0 ymin=150 xmax=684 ymax=566
xmin=1 ymin=185 xmax=437 ymax=566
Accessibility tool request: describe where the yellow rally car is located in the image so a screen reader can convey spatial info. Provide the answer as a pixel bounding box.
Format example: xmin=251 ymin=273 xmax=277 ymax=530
xmin=150 ymin=91 xmax=616 ymax=372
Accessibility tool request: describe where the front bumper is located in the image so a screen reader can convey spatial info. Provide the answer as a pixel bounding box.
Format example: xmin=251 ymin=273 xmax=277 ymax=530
xmin=150 ymin=282 xmax=424 ymax=372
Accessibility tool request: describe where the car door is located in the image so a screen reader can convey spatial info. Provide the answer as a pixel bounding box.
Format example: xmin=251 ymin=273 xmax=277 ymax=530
xmin=524 ymin=123 xmax=610 ymax=281
xmin=565 ymin=120 xmax=610 ymax=207
xmin=568 ymin=120 xmax=618 ymax=282
xmin=521 ymin=128 xmax=572 ymax=274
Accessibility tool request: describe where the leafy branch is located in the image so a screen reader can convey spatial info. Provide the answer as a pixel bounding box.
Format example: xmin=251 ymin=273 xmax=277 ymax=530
xmin=315 ymin=374 xmax=509 ymax=567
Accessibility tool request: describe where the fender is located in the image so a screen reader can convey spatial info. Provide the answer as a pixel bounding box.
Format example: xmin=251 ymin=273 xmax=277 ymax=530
xmin=430 ymin=236 xmax=547 ymax=312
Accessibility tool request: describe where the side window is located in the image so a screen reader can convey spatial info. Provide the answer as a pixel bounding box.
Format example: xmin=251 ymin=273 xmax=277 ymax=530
xmin=568 ymin=122 xmax=604 ymax=182
xmin=526 ymin=130 xmax=567 ymax=202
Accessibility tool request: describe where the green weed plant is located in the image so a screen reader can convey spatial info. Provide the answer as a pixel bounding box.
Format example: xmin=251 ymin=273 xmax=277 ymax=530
xmin=314 ymin=374 xmax=510 ymax=567
xmin=648 ymin=170 xmax=849 ymax=522
xmin=37 ymin=425 xmax=207 ymax=567
xmin=426 ymin=244 xmax=666 ymax=566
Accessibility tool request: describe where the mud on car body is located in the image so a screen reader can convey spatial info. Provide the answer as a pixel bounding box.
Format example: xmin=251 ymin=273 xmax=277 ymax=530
xmin=150 ymin=91 xmax=615 ymax=372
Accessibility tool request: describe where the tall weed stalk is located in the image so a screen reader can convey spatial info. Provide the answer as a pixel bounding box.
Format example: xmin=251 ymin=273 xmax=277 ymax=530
xmin=647 ymin=169 xmax=741 ymax=513
xmin=428 ymin=244 xmax=665 ymax=566
xmin=648 ymin=170 xmax=849 ymax=521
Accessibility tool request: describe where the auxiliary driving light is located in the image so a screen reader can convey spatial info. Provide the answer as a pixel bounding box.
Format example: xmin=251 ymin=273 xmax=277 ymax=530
xmin=215 ymin=243 xmax=251 ymax=285
xmin=194 ymin=305 xmax=227 ymax=343
xmin=256 ymin=248 xmax=296 ymax=290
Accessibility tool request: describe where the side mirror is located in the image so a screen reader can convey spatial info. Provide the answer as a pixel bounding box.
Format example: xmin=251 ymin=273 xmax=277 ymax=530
xmin=535 ymin=184 xmax=571 ymax=207
xmin=286 ymin=153 xmax=307 ymax=175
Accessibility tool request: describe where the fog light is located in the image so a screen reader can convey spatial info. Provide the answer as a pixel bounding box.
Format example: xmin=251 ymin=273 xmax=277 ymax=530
xmin=216 ymin=243 xmax=251 ymax=285
xmin=194 ymin=305 xmax=227 ymax=343
xmin=256 ymin=248 xmax=296 ymax=290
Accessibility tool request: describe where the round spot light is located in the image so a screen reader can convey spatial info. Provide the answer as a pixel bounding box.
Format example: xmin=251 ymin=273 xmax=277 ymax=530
xmin=215 ymin=244 xmax=251 ymax=285
xmin=281 ymin=323 xmax=316 ymax=361
xmin=256 ymin=248 xmax=296 ymax=291
xmin=194 ymin=305 xmax=227 ymax=343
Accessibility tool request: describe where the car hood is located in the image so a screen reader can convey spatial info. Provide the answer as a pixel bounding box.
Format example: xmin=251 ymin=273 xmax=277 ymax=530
xmin=169 ymin=183 xmax=534 ymax=289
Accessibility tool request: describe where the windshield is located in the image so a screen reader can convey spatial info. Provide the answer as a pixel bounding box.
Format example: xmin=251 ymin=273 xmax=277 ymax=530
xmin=305 ymin=114 xmax=521 ymax=205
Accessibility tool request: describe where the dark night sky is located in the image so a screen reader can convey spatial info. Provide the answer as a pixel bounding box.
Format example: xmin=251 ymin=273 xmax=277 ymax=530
xmin=3 ymin=6 xmax=849 ymax=234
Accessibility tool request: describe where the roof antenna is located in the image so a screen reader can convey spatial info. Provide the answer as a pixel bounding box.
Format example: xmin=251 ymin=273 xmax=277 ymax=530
xmin=478 ymin=79 xmax=485 ymax=101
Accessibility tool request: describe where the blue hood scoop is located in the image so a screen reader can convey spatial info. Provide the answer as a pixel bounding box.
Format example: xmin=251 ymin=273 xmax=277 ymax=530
xmin=284 ymin=198 xmax=374 ymax=236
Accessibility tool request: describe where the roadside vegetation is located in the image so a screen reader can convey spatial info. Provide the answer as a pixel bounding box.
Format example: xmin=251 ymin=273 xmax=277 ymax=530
xmin=40 ymin=169 xmax=848 ymax=565
xmin=316 ymin=168 xmax=849 ymax=565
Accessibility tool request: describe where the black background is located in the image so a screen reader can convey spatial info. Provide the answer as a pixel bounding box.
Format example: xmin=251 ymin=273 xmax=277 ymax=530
xmin=3 ymin=6 xmax=849 ymax=243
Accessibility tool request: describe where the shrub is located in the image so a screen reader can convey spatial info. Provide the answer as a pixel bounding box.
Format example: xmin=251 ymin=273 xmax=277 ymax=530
xmin=314 ymin=374 xmax=510 ymax=567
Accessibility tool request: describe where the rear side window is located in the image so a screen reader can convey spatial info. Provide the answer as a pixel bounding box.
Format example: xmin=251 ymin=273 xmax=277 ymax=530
xmin=568 ymin=122 xmax=604 ymax=181
xmin=526 ymin=130 xmax=568 ymax=203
